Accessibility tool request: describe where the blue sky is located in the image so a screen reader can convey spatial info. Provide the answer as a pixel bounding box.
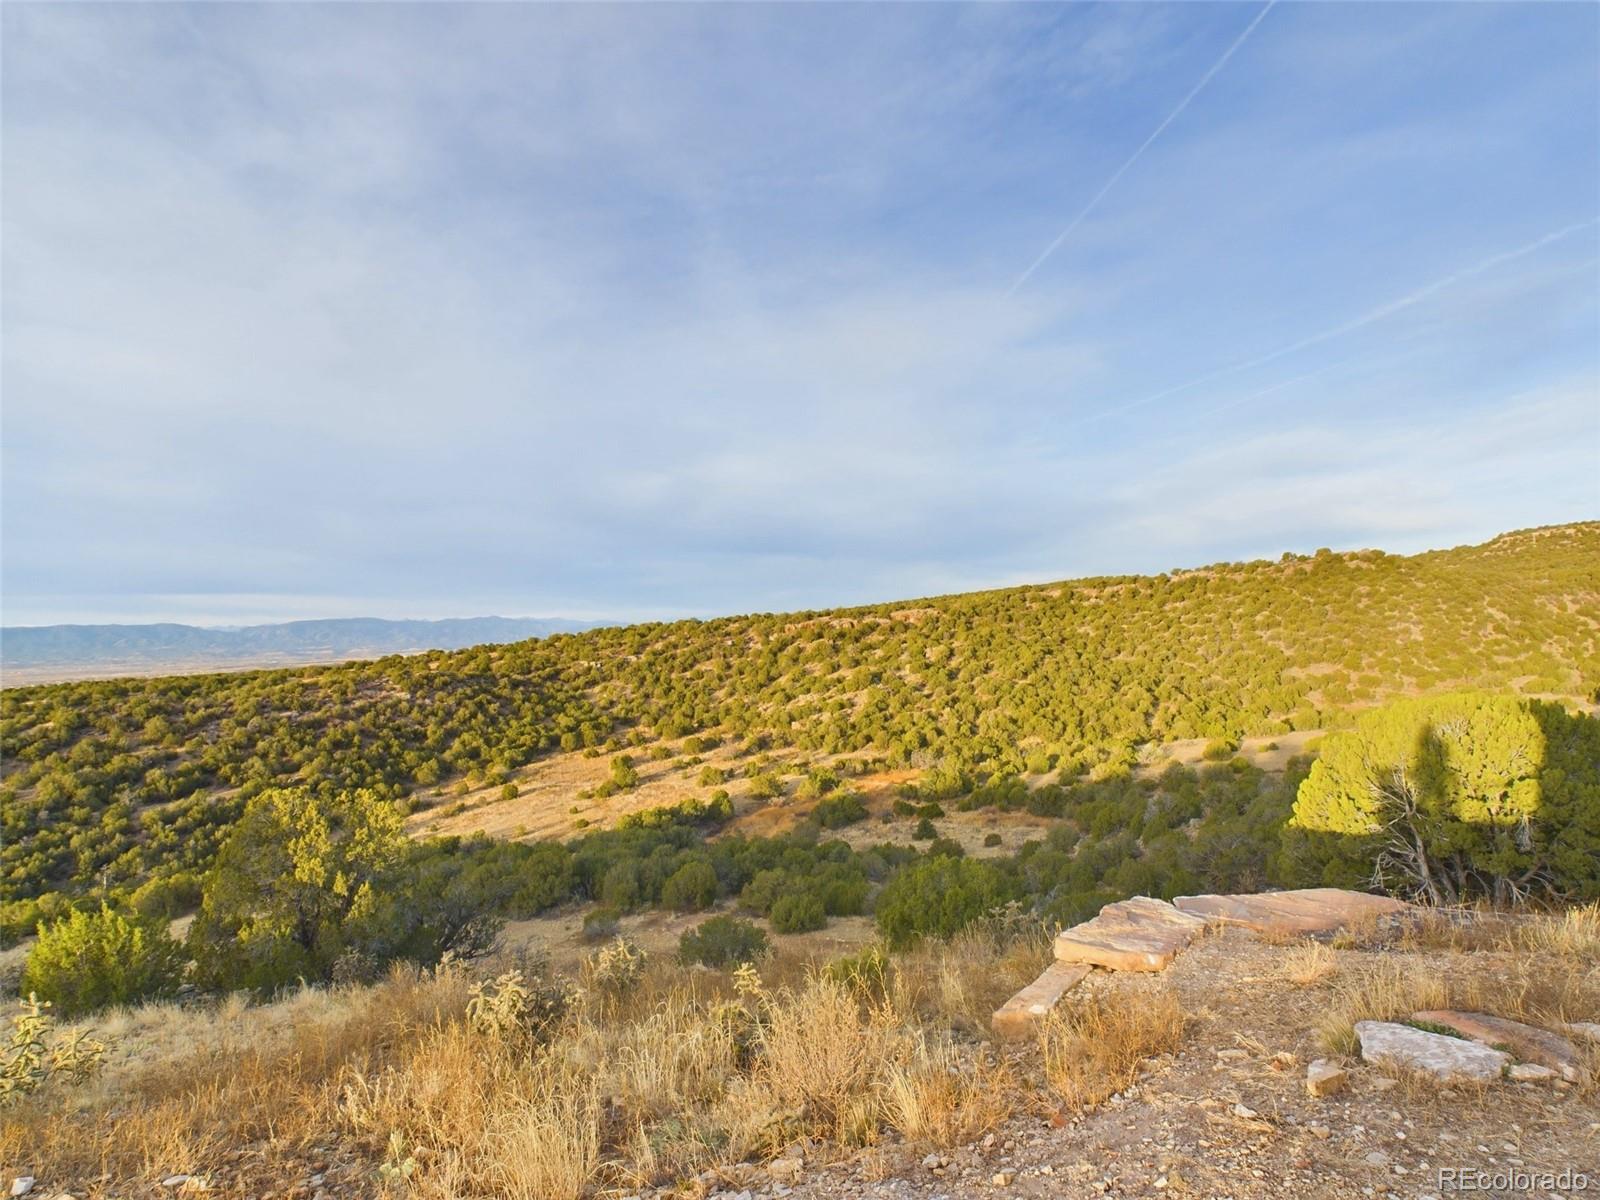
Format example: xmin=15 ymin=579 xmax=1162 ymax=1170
xmin=3 ymin=2 xmax=1597 ymax=627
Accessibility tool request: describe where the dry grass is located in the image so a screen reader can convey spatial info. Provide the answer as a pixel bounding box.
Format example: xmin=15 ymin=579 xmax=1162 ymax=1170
xmin=1039 ymin=987 xmax=1188 ymax=1113
xmin=0 ymin=961 xmax=472 ymax=1186
xmin=882 ymin=1033 xmax=1015 ymax=1147
xmin=1514 ymin=902 xmax=1600 ymax=958
xmin=13 ymin=902 xmax=1593 ymax=1195
xmin=1279 ymin=940 xmax=1340 ymax=987
xmin=0 ymin=929 xmax=1049 ymax=1195
xmin=1398 ymin=902 xmax=1600 ymax=958
xmin=1316 ymin=918 xmax=1600 ymax=1059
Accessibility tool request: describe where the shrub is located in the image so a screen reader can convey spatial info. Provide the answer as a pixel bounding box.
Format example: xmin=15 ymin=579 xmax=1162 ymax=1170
xmin=598 ymin=862 xmax=642 ymax=910
xmin=875 ymin=858 xmax=1019 ymax=949
xmin=983 ymin=832 xmax=1003 ymax=848
xmin=128 ymin=871 xmax=204 ymax=921
xmin=697 ymin=765 xmax=727 ymax=787
xmin=1200 ymin=738 xmax=1237 ymax=762
xmin=660 ymin=860 xmax=719 ymax=912
xmin=812 ymin=792 xmax=868 ymax=829
xmin=609 ymin=756 xmax=639 ymax=790
xmin=911 ymin=817 xmax=936 ymax=841
xmin=747 ymin=773 xmax=783 ymax=800
xmin=678 ymin=915 xmax=770 ymax=967
xmin=1284 ymin=694 xmax=1600 ymax=904
xmin=796 ymin=768 xmax=841 ymax=799
xmin=22 ymin=905 xmax=186 ymax=1017
xmin=187 ymin=787 xmax=422 ymax=993
xmin=770 ymin=893 xmax=827 ymax=933
xmin=500 ymin=783 xmax=520 ymax=802
xmin=581 ymin=906 xmax=622 ymax=941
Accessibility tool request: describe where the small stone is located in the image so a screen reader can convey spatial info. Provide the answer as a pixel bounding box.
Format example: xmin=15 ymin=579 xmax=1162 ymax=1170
xmin=1369 ymin=1076 xmax=1399 ymax=1092
xmin=159 ymin=1179 xmax=190 ymax=1191
xmin=990 ymin=1172 xmax=1014 ymax=1187
xmin=1308 ymin=1125 xmax=1332 ymax=1140
xmin=922 ymin=1154 xmax=941 ymax=1171
xmin=1306 ymin=1059 xmax=1349 ymax=1097
xmin=1232 ymin=1103 xmax=1259 ymax=1119
xmin=1363 ymin=1150 xmax=1389 ymax=1168
xmin=1216 ymin=1049 xmax=1250 ymax=1062
xmin=767 ymin=1159 xmax=803 ymax=1183
xmin=10 ymin=1181 xmax=34 ymax=1199
xmin=1508 ymin=1063 xmax=1556 ymax=1082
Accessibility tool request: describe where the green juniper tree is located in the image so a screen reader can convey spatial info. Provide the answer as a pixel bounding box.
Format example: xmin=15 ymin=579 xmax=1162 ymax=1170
xmin=1284 ymin=693 xmax=1600 ymax=905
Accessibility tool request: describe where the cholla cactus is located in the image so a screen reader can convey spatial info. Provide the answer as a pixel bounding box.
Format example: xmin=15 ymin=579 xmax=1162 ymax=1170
xmin=0 ymin=994 xmax=107 ymax=1104
xmin=584 ymin=936 xmax=646 ymax=997
xmin=466 ymin=968 xmax=571 ymax=1048
xmin=731 ymin=960 xmax=764 ymax=1000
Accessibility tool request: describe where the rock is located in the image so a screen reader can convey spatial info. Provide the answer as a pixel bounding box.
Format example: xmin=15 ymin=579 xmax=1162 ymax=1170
xmin=1412 ymin=1010 xmax=1586 ymax=1082
xmin=1173 ymin=888 xmax=1412 ymax=936
xmin=10 ymin=1180 xmax=34 ymax=1198
xmin=1054 ymin=896 xmax=1210 ymax=972
xmin=1231 ymin=1103 xmax=1259 ymax=1119
xmin=1363 ymin=1150 xmax=1389 ymax=1168
xmin=767 ymin=1159 xmax=803 ymax=1183
xmin=991 ymin=962 xmax=1092 ymax=1039
xmin=1508 ymin=1063 xmax=1557 ymax=1082
xmin=990 ymin=1171 xmax=1014 ymax=1186
xmin=1216 ymin=1048 xmax=1250 ymax=1063
xmin=1562 ymin=1021 xmax=1600 ymax=1044
xmin=159 ymin=1179 xmax=190 ymax=1191
xmin=1308 ymin=1125 xmax=1332 ymax=1140
xmin=1355 ymin=1021 xmax=1510 ymax=1082
xmin=1306 ymin=1058 xmax=1349 ymax=1097
xmin=921 ymin=1154 xmax=941 ymax=1171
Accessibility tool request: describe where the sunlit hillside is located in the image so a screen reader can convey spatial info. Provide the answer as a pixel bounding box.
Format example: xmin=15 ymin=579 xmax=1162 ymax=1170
xmin=2 ymin=522 xmax=1595 ymax=927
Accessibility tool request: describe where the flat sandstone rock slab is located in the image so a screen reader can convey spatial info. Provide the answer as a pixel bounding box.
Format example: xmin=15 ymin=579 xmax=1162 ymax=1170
xmin=1412 ymin=1010 xmax=1586 ymax=1082
xmin=1173 ymin=888 xmax=1412 ymax=936
xmin=991 ymin=962 xmax=1092 ymax=1039
xmin=1355 ymin=1020 xmax=1510 ymax=1082
xmin=1054 ymin=896 xmax=1210 ymax=972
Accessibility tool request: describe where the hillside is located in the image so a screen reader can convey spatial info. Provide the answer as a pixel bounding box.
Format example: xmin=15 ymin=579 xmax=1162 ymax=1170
xmin=0 ymin=615 xmax=603 ymax=684
xmin=1 ymin=522 xmax=1596 ymax=925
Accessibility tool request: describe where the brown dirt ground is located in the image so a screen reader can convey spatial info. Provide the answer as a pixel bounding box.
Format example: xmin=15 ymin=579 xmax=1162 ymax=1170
xmin=769 ymin=927 xmax=1600 ymax=1200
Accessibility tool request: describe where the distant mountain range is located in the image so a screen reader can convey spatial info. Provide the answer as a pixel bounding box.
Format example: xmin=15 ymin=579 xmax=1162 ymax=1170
xmin=0 ymin=616 xmax=605 ymax=684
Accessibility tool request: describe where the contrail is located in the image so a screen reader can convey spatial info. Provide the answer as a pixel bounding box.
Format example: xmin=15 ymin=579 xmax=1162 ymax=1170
xmin=1008 ymin=0 xmax=1277 ymax=296
xmin=1079 ymin=218 xmax=1599 ymax=425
